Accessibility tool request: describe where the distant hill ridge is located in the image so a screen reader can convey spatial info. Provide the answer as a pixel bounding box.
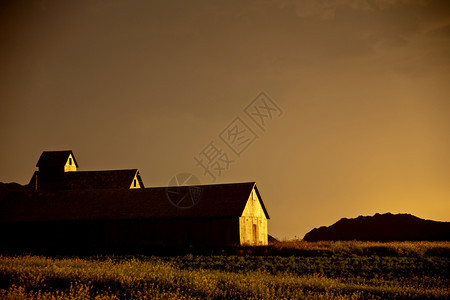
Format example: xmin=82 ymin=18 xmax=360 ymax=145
xmin=0 ymin=182 xmax=27 ymax=202
xmin=304 ymin=213 xmax=450 ymax=241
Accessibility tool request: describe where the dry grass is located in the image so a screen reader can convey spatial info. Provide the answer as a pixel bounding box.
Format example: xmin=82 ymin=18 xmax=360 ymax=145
xmin=0 ymin=241 xmax=448 ymax=299
xmin=270 ymin=240 xmax=450 ymax=257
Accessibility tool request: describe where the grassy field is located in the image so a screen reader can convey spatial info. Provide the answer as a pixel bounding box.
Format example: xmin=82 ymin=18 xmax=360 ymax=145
xmin=0 ymin=241 xmax=448 ymax=299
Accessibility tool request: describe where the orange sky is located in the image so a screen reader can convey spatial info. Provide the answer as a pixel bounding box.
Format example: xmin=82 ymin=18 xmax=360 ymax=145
xmin=1 ymin=0 xmax=449 ymax=238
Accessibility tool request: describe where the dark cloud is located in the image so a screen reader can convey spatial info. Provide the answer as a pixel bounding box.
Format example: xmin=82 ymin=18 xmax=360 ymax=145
xmin=1 ymin=0 xmax=449 ymax=238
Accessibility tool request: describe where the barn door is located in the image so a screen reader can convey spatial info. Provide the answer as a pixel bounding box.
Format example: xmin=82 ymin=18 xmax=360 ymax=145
xmin=252 ymin=223 xmax=258 ymax=245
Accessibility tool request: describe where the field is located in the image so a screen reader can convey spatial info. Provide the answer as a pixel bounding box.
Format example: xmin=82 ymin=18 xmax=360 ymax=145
xmin=0 ymin=241 xmax=449 ymax=299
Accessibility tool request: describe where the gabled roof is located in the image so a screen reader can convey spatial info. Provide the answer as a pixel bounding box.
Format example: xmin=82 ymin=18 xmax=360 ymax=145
xmin=252 ymin=183 xmax=270 ymax=219
xmin=0 ymin=182 xmax=269 ymax=222
xmin=64 ymin=169 xmax=144 ymax=190
xmin=36 ymin=151 xmax=78 ymax=168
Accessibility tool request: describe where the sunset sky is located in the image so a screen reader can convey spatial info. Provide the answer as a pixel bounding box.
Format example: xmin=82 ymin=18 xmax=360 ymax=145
xmin=1 ymin=0 xmax=449 ymax=238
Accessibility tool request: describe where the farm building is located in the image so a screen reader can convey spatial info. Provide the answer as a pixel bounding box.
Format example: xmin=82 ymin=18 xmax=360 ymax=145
xmin=28 ymin=151 xmax=144 ymax=190
xmin=0 ymin=151 xmax=269 ymax=249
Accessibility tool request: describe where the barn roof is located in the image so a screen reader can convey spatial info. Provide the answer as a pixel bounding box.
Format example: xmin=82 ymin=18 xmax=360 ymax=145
xmin=28 ymin=169 xmax=144 ymax=190
xmin=36 ymin=150 xmax=79 ymax=168
xmin=0 ymin=182 xmax=269 ymax=222
xmin=64 ymin=169 xmax=144 ymax=189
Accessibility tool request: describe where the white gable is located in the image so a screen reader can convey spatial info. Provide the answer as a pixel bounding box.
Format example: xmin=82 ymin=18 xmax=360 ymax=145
xmin=129 ymin=172 xmax=141 ymax=189
xmin=64 ymin=154 xmax=77 ymax=172
xmin=239 ymin=186 xmax=268 ymax=246
xmin=241 ymin=187 xmax=266 ymax=218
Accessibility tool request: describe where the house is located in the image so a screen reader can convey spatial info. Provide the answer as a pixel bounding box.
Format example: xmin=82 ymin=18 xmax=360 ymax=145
xmin=29 ymin=151 xmax=144 ymax=190
xmin=0 ymin=151 xmax=270 ymax=249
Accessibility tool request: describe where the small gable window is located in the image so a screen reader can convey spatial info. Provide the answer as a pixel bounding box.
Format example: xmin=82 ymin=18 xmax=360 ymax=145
xmin=69 ymin=158 xmax=72 ymax=165
xmin=133 ymin=179 xmax=137 ymax=187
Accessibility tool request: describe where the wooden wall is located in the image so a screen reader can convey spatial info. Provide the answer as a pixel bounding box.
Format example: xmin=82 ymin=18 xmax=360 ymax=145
xmin=0 ymin=217 xmax=241 ymax=251
xmin=239 ymin=188 xmax=268 ymax=246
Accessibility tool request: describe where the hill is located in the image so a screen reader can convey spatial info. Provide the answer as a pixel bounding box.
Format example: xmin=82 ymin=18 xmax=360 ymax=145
xmin=0 ymin=182 xmax=27 ymax=202
xmin=304 ymin=213 xmax=450 ymax=241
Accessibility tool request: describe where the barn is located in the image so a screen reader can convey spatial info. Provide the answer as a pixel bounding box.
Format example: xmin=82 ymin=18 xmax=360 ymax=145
xmin=29 ymin=151 xmax=144 ymax=191
xmin=0 ymin=151 xmax=270 ymax=250
xmin=0 ymin=182 xmax=269 ymax=249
